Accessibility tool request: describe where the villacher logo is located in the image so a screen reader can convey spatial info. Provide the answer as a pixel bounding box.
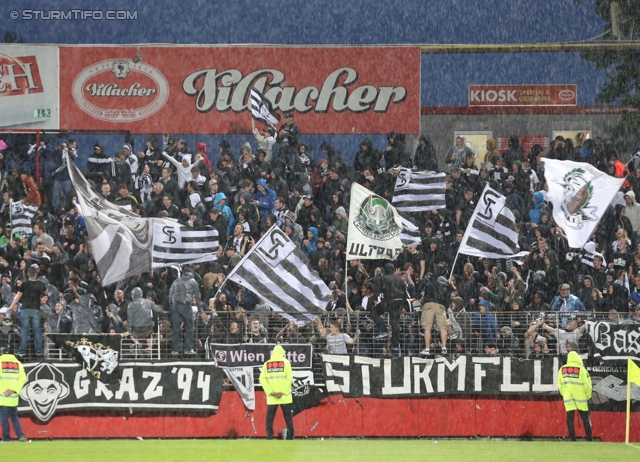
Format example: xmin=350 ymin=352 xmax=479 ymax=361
xmin=71 ymin=58 xmax=169 ymax=123
xmin=182 ymin=67 xmax=407 ymax=115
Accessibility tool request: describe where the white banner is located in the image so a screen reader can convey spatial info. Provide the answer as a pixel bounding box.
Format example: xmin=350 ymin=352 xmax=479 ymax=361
xmin=346 ymin=183 xmax=403 ymax=260
xmin=0 ymin=45 xmax=59 ymax=129
xmin=224 ymin=367 xmax=255 ymax=410
xmin=542 ymin=159 xmax=624 ymax=248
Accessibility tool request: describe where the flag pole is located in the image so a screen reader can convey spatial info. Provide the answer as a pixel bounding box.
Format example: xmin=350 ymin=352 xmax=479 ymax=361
xmin=626 ymin=356 xmax=632 ymax=444
xmin=449 ymin=251 xmax=460 ymax=280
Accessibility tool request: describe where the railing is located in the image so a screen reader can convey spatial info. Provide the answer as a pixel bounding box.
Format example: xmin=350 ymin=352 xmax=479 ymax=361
xmin=12 ymin=308 xmax=630 ymax=362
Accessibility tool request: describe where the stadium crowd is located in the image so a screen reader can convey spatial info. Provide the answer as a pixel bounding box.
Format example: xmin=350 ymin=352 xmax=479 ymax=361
xmin=0 ymin=116 xmax=640 ymax=361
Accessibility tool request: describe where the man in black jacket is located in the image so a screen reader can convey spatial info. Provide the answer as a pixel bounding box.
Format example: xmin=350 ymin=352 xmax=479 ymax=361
xmin=372 ymin=263 xmax=407 ymax=354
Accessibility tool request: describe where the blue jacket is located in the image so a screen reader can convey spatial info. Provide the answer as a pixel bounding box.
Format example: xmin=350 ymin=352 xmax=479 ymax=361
xmin=472 ymin=311 xmax=499 ymax=339
xmin=254 ymin=179 xmax=276 ymax=219
xmin=215 ymin=192 xmax=234 ymax=235
xmin=528 ymin=191 xmax=544 ymax=224
xmin=301 ymin=226 xmax=318 ymax=255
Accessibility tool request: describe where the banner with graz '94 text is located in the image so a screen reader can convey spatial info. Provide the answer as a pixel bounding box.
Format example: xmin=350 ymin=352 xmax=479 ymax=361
xmin=59 ymin=46 xmax=420 ymax=134
xmin=18 ymin=361 xmax=224 ymax=423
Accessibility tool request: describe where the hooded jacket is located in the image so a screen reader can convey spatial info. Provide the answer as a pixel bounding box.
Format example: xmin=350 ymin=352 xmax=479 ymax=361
xmin=557 ymin=351 xmax=592 ymax=411
xmin=354 ymin=137 xmax=383 ymax=174
xmin=483 ymin=138 xmax=500 ymax=165
xmin=254 ymin=178 xmax=276 ymax=218
xmin=87 ymin=143 xmax=115 ymax=180
xmin=301 ymin=226 xmax=318 ymax=255
xmin=169 ymin=273 xmax=201 ymax=305
xmin=624 ymin=191 xmax=640 ymax=235
xmin=127 ymin=287 xmax=164 ymax=330
xmin=162 ymin=152 xmax=202 ymax=188
xmin=0 ymin=352 xmax=26 ymax=407
xmin=259 ymin=345 xmax=293 ymax=405
xmin=214 ymin=192 xmax=234 ymax=234
xmin=71 ymin=294 xmax=103 ymax=334
xmin=196 ymin=142 xmax=213 ymax=172
xmin=529 ymin=191 xmax=545 ymax=224
xmin=413 ymin=135 xmax=438 ymax=171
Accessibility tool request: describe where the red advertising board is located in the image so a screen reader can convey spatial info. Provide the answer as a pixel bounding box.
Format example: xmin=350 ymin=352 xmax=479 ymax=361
xmin=59 ymin=46 xmax=420 ymax=134
xmin=469 ymin=85 xmax=577 ymax=106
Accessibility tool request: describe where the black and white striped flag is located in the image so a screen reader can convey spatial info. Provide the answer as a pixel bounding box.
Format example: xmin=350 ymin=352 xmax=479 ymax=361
xmin=151 ymin=225 xmax=219 ymax=267
xmin=399 ymin=214 xmax=421 ymax=248
xmin=226 ymin=225 xmax=330 ymax=326
xmin=67 ymin=153 xmax=218 ymax=285
xmin=9 ymin=200 xmax=37 ymax=237
xmin=458 ymin=185 xmax=529 ymax=260
xmin=392 ymin=169 xmax=446 ymax=212
xmin=250 ymin=88 xmax=280 ymax=131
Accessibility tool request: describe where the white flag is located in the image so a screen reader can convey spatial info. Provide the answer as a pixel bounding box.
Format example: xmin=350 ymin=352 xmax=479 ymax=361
xmin=347 ymin=183 xmax=403 ymax=261
xmin=542 ymin=159 xmax=624 ymax=248
xmin=399 ymin=214 xmax=421 ymax=248
xmin=224 ymin=367 xmax=255 ymax=410
xmin=392 ymin=169 xmax=446 ymax=212
xmin=459 ymin=184 xmax=529 ymax=260
xmin=67 ymin=153 xmax=219 ymax=285
xmin=226 ymin=225 xmax=330 ymax=326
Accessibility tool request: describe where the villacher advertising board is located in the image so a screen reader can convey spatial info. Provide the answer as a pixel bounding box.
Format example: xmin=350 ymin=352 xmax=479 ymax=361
xmin=0 ymin=45 xmax=60 ymax=129
xmin=59 ymin=46 xmax=420 ymax=134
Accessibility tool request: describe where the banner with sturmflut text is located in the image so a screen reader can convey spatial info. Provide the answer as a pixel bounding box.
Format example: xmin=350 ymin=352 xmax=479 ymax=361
xmin=320 ymin=353 xmax=640 ymax=412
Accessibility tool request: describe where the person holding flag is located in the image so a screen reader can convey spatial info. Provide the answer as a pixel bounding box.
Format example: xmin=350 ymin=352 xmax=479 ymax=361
xmin=259 ymin=345 xmax=294 ymax=440
xmin=557 ymin=351 xmax=593 ymax=441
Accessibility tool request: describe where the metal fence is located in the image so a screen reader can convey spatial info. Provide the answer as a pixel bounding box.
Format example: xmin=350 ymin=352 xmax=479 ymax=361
xmin=19 ymin=308 xmax=631 ymax=363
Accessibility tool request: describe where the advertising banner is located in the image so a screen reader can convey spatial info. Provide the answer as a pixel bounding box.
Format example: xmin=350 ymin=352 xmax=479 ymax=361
xmin=210 ymin=343 xmax=313 ymax=369
xmin=0 ymin=45 xmax=59 ymax=129
xmin=18 ymin=361 xmax=224 ymax=423
xmin=469 ymin=84 xmax=577 ymax=106
xmin=59 ymin=46 xmax=420 ymax=134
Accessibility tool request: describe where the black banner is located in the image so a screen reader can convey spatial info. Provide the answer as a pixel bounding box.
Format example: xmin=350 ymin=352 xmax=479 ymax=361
xmin=17 ymin=361 xmax=224 ymax=423
xmin=50 ymin=334 xmax=122 ymax=383
xmin=210 ymin=343 xmax=313 ymax=369
xmin=586 ymin=321 xmax=640 ymax=362
xmin=588 ymin=363 xmax=640 ymax=412
xmin=322 ymin=354 xmax=560 ymax=397
xmin=291 ymin=371 xmax=326 ymax=416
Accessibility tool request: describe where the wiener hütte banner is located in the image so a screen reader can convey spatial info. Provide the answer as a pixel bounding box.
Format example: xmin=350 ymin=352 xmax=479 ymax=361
xmin=59 ymin=46 xmax=420 ymax=134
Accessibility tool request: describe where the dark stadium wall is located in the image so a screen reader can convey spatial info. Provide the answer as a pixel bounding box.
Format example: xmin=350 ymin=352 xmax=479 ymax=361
xmin=18 ymin=391 xmax=640 ymax=442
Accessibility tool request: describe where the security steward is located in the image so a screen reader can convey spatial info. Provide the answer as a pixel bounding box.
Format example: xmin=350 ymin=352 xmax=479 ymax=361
xmin=557 ymin=350 xmax=593 ymax=441
xmin=259 ymin=345 xmax=294 ymax=440
xmin=0 ymin=346 xmax=28 ymax=442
